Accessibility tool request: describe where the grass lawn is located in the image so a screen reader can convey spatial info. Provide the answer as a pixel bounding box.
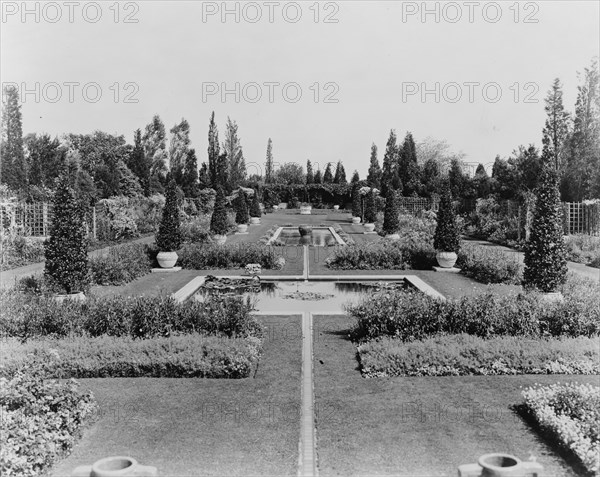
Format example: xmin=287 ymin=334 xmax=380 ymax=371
xmin=313 ymin=314 xmax=599 ymax=477
xmin=50 ymin=315 xmax=303 ymax=477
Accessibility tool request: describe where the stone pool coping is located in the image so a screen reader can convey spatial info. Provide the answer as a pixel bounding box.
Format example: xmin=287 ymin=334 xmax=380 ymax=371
xmin=266 ymin=226 xmax=345 ymax=246
xmin=171 ymin=274 xmax=446 ymax=303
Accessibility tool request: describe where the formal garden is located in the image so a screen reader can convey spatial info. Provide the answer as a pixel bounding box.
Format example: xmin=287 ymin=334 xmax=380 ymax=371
xmin=1 ymin=70 xmax=599 ymax=476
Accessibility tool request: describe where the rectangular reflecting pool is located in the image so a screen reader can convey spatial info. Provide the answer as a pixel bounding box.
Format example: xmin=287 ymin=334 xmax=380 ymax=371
xmin=192 ymin=280 xmax=409 ymax=313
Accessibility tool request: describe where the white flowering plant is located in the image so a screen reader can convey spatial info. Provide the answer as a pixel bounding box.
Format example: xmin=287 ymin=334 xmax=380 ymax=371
xmin=522 ymin=382 xmax=599 ymax=475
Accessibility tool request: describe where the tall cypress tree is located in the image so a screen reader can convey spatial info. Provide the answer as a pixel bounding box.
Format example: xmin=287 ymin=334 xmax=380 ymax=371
xmin=351 ymin=183 xmax=362 ymax=218
xmin=127 ymin=128 xmax=150 ymax=195
xmin=306 ymin=160 xmax=314 ymax=184
xmin=543 ymin=78 xmax=571 ymax=172
xmin=208 ymin=112 xmax=220 ymax=189
xmin=351 ymin=170 xmax=360 ymax=183
xmin=1 ymin=85 xmax=27 ymax=192
xmin=182 ymin=148 xmax=199 ymax=197
xmin=367 ymin=143 xmax=382 ymax=188
xmin=313 ymin=169 xmax=322 ymax=184
xmin=216 ymin=152 xmax=229 ymax=192
xmin=198 ymin=162 xmax=210 ymax=189
xmin=398 ymin=131 xmax=420 ymax=196
xmin=265 ymin=138 xmax=274 ymax=183
xmin=333 ymin=160 xmax=347 ymax=184
xmin=323 ymin=163 xmax=334 ymax=183
xmin=381 ymin=130 xmax=398 ymax=197
xmin=364 ymin=189 xmax=377 ymax=223
xmin=156 ymin=179 xmax=182 ymax=252
xmin=383 ymin=189 xmax=400 ymax=235
xmin=210 ymin=186 xmax=229 ymax=235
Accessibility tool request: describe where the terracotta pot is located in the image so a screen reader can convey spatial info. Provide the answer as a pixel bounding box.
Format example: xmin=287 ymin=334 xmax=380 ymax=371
xmin=352 ymin=217 xmax=361 ymax=224
xmin=213 ymin=234 xmax=227 ymax=245
xmin=71 ymin=455 xmax=157 ymax=477
xmin=54 ymin=291 xmax=86 ymax=304
xmin=236 ymin=224 xmax=248 ymax=233
xmin=436 ymin=251 xmax=457 ymax=268
xmin=249 ymin=217 xmax=261 ymax=225
xmin=478 ymin=453 xmax=520 ymax=477
xmin=364 ymin=223 xmax=375 ymax=232
xmin=299 ymin=225 xmax=313 ymax=236
xmin=157 ymin=251 xmax=178 ymax=268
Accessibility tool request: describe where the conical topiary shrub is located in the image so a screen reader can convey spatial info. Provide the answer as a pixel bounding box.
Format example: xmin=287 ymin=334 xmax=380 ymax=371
xmin=523 ymin=166 xmax=567 ymax=293
xmin=44 ymin=175 xmax=90 ymax=294
xmin=210 ymin=186 xmax=229 ymax=235
xmin=156 ymin=179 xmax=182 ymax=252
xmin=364 ymin=189 xmax=377 ymax=224
xmin=351 ymin=184 xmax=361 ymax=218
xmin=433 ymin=183 xmax=460 ymax=267
xmin=383 ymin=189 xmax=400 ymax=235
xmin=250 ymin=188 xmax=262 ymax=218
xmin=235 ymin=189 xmax=249 ymax=224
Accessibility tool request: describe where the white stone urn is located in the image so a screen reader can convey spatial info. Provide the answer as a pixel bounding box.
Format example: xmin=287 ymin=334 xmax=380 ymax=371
xmin=299 ymin=205 xmax=312 ymax=215
xmin=273 ymin=205 xmax=279 ymax=210
xmin=352 ymin=217 xmax=361 ymax=224
xmin=72 ymin=456 xmax=157 ymax=477
xmin=236 ymin=224 xmax=248 ymax=233
xmin=213 ymin=234 xmax=227 ymax=245
xmin=333 ymin=205 xmax=340 ymax=210
xmin=364 ymin=223 xmax=375 ymax=233
xmin=157 ymin=251 xmax=178 ymax=268
xmin=436 ymin=251 xmax=457 ymax=268
xmin=249 ymin=217 xmax=261 ymax=225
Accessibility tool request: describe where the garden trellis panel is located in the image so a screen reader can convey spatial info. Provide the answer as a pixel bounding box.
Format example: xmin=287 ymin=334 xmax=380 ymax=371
xmin=562 ymin=201 xmax=600 ymax=236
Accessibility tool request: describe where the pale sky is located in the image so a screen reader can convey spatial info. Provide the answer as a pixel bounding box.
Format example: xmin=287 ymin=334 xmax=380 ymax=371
xmin=1 ymin=1 xmax=599 ymax=178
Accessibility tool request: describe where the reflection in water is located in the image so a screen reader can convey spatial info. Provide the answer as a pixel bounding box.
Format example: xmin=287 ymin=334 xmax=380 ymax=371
xmin=278 ymin=228 xmax=337 ymax=246
xmin=193 ymin=280 xmax=408 ymax=313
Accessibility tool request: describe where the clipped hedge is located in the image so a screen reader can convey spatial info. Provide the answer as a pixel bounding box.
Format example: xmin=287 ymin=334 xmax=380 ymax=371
xmin=178 ymin=242 xmax=282 ymax=269
xmin=0 ymin=292 xmax=260 ymax=341
xmin=357 ymin=334 xmax=600 ymax=378
xmin=0 ymin=371 xmax=97 ymax=477
xmin=89 ymin=242 xmax=151 ymax=285
xmin=1 ymin=335 xmax=261 ymax=379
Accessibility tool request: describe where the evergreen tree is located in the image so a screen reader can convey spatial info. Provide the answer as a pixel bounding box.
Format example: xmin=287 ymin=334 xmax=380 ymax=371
xmin=210 ymin=187 xmax=229 ymax=235
xmin=182 ymin=148 xmax=199 ymax=197
xmin=351 ymin=184 xmax=361 ymax=217
xmin=235 ymin=189 xmax=249 ymax=224
xmin=543 ymin=78 xmax=571 ymax=171
xmin=126 ymin=129 xmax=150 ymax=194
xmin=216 ymin=152 xmax=229 ymax=192
xmin=398 ymin=132 xmax=420 ymax=196
xmin=433 ymin=183 xmax=460 ymax=253
xmin=367 ymin=143 xmax=382 ymax=188
xmin=223 ymin=117 xmax=246 ymax=188
xmin=333 ymin=160 xmax=347 ymax=184
xmin=421 ymin=158 xmax=441 ymax=198
xmin=155 ymin=179 xmax=182 ymax=252
xmin=562 ymin=60 xmax=600 ymax=200
xmin=44 ymin=175 xmax=89 ymax=294
xmin=1 ymin=85 xmax=27 ymax=191
xmin=306 ymin=160 xmax=314 ymax=184
xmin=142 ymin=115 xmax=168 ymax=181
xmin=313 ymin=169 xmax=322 ymax=184
xmin=198 ymin=162 xmax=210 ymax=189
xmin=472 ymin=163 xmax=491 ymax=198
xmin=208 ymin=112 xmax=220 ymax=189
xmin=382 ymin=189 xmax=400 ymax=234
xmin=364 ymin=189 xmax=377 ymax=223
xmin=24 ymin=133 xmax=66 ymax=189
xmin=323 ymin=163 xmax=334 ymax=183
xmin=523 ymin=164 xmax=567 ymax=292
xmin=351 ymin=170 xmax=360 ymax=183
xmin=448 ymin=158 xmax=467 ymax=199
xmin=265 ymin=138 xmax=274 ymax=183
xmin=250 ymin=188 xmax=262 ymax=217
xmin=381 ymin=130 xmax=398 ymax=197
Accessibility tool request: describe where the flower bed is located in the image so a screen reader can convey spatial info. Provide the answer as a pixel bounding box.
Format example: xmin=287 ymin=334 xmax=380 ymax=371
xmin=178 ymin=243 xmax=283 ymax=270
xmin=357 ymin=334 xmax=599 ymax=378
xmin=0 ymin=371 xmax=97 ymax=477
xmin=564 ymin=234 xmax=600 ymax=269
xmin=89 ymin=242 xmax=152 ymax=285
xmin=457 ymin=242 xmax=523 ymax=284
xmin=522 ymin=382 xmax=600 ymax=475
xmin=1 ymin=334 xmax=261 ymax=379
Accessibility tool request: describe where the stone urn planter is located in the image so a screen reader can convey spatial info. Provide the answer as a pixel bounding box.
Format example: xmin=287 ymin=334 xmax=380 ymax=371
xmin=236 ymin=224 xmax=248 ymax=233
xmin=299 ymin=225 xmax=313 ymax=236
xmin=213 ymin=234 xmax=227 ymax=245
xmin=352 ymin=217 xmax=361 ymax=224
xmin=333 ymin=205 xmax=340 ymax=211
xmin=436 ymin=251 xmax=457 ymax=268
xmin=300 ymin=205 xmax=312 ymax=215
xmin=364 ymin=223 xmax=375 ymax=233
xmin=156 ymin=251 xmax=178 ymax=269
xmin=249 ymin=217 xmax=261 ymax=225
xmin=54 ymin=291 xmax=86 ymax=304
xmin=273 ymin=205 xmax=279 ymax=210
xmin=458 ymin=453 xmax=543 ymax=477
xmin=72 ymin=456 xmax=157 ymax=477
